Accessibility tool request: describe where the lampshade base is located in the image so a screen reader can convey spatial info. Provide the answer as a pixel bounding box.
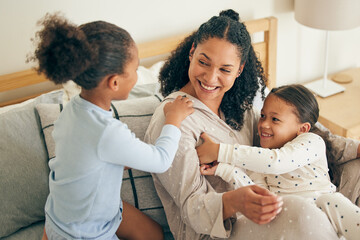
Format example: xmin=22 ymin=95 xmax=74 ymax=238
xmin=332 ymin=73 xmax=353 ymax=84
xmin=304 ymin=79 xmax=345 ymax=98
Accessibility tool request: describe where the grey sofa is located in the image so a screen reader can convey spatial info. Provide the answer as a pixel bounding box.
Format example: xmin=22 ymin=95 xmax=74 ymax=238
xmin=1 ymin=84 xmax=359 ymax=239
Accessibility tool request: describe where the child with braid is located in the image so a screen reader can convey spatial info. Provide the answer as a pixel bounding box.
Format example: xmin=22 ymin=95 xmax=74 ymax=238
xmin=197 ymin=84 xmax=360 ymax=239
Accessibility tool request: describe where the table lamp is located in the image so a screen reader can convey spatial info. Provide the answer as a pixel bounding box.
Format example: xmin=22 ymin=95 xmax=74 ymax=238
xmin=294 ymin=0 xmax=360 ymax=97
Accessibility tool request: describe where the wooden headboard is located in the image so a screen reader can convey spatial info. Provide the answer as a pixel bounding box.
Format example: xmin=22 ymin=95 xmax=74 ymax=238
xmin=0 ymin=17 xmax=277 ymax=107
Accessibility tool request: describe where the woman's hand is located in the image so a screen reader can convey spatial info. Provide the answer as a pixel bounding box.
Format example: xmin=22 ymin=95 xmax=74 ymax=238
xmin=199 ymin=161 xmax=219 ymax=176
xmin=164 ymin=95 xmax=194 ymax=128
xmin=196 ymin=132 xmax=220 ymax=164
xmin=222 ymin=185 xmax=283 ymax=224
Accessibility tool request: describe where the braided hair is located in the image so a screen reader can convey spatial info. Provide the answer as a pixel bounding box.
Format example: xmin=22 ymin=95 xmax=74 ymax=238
xmin=160 ymin=9 xmax=267 ymax=130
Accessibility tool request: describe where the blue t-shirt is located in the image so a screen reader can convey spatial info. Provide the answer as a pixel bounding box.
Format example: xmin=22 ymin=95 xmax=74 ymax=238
xmin=45 ymin=95 xmax=181 ymax=239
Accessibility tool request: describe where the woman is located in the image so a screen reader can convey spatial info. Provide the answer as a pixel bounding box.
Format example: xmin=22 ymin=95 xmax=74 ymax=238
xmin=145 ymin=9 xmax=358 ymax=239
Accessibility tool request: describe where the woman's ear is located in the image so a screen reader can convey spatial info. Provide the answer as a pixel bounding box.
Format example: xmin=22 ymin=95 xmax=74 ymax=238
xmin=297 ymin=122 xmax=311 ymax=135
xmin=189 ymin=43 xmax=195 ymax=61
xmin=237 ymin=63 xmax=245 ymax=77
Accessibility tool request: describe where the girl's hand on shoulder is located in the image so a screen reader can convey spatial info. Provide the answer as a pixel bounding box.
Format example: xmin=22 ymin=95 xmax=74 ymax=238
xmin=196 ymin=132 xmax=220 ymax=164
xmin=164 ymin=95 xmax=194 ymax=128
xmin=199 ymin=162 xmax=218 ymax=176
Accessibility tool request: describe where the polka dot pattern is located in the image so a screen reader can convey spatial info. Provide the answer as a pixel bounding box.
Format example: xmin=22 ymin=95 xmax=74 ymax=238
xmin=219 ymin=132 xmax=335 ymax=195
xmin=218 ymin=133 xmax=360 ymax=238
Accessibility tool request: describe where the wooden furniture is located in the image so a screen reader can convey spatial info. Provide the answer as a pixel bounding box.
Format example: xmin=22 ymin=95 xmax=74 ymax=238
xmin=314 ymin=67 xmax=360 ymax=140
xmin=0 ymin=17 xmax=277 ymax=107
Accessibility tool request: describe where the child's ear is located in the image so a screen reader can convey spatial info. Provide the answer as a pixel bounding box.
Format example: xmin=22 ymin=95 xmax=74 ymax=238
xmin=297 ymin=122 xmax=311 ymax=135
xmin=107 ymin=74 xmax=121 ymax=91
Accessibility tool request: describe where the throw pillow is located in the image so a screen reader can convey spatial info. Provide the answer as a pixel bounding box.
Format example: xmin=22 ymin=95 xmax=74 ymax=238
xmin=0 ymin=103 xmax=49 ymax=238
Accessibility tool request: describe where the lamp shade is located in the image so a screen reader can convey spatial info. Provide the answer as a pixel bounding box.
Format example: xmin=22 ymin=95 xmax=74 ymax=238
xmin=295 ymin=0 xmax=360 ymax=31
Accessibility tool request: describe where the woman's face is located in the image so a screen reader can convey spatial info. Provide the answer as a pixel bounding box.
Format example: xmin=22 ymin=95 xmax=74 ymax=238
xmin=186 ymin=38 xmax=242 ymax=111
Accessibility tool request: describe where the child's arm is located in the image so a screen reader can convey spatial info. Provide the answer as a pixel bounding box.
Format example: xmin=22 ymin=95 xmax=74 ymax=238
xmin=121 ymin=96 xmax=193 ymax=172
xmin=198 ymin=132 xmax=326 ymax=175
xmin=163 ymin=95 xmax=194 ymax=128
xmin=197 ymin=133 xmax=265 ymax=188
xmin=196 ymin=132 xmax=220 ymax=165
xmin=99 ymin=96 xmax=194 ymax=173
xmin=200 ymin=162 xmax=255 ymax=189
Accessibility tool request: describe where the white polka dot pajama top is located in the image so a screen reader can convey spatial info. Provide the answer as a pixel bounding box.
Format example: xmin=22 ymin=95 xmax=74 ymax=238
xmin=216 ymin=132 xmax=360 ymax=239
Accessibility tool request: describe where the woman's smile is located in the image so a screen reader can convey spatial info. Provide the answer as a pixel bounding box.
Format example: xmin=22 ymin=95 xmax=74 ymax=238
xmin=198 ymin=80 xmax=219 ymax=91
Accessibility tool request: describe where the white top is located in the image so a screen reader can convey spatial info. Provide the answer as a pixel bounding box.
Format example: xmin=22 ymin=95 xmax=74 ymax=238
xmin=217 ymin=132 xmax=336 ymax=198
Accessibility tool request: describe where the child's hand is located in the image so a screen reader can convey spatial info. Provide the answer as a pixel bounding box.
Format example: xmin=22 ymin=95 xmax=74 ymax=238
xmin=196 ymin=132 xmax=220 ymax=164
xmin=200 ymin=162 xmax=219 ymax=176
xmin=164 ymin=95 xmax=194 ymax=128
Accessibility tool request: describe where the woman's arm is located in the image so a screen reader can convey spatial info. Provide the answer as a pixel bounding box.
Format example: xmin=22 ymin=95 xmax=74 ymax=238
xmin=214 ymin=163 xmax=281 ymax=224
xmin=222 ymin=185 xmax=282 ymax=224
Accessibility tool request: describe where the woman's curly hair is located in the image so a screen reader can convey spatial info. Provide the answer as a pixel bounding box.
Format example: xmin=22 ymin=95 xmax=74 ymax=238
xmin=28 ymin=13 xmax=134 ymax=89
xmin=159 ymin=9 xmax=267 ymax=130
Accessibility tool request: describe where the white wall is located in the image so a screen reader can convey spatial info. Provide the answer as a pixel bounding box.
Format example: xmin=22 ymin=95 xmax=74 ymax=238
xmin=1 ymin=0 xmax=359 ymax=87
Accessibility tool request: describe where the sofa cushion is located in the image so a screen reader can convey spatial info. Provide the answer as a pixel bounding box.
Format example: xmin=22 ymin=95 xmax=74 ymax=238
xmin=0 ymin=102 xmax=50 ymax=238
xmin=35 ymin=94 xmax=173 ymax=234
xmin=2 ymin=221 xmax=44 ymax=240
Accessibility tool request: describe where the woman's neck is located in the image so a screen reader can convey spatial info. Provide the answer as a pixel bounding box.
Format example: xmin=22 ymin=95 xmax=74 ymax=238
xmin=180 ymin=83 xmax=222 ymax=117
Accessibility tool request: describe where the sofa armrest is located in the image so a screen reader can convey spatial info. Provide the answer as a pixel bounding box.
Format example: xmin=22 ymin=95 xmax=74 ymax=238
xmin=337 ymin=158 xmax=360 ymax=207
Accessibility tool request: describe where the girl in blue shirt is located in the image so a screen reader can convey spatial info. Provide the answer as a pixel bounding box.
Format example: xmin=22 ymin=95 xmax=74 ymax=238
xmin=30 ymin=13 xmax=194 ymax=240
